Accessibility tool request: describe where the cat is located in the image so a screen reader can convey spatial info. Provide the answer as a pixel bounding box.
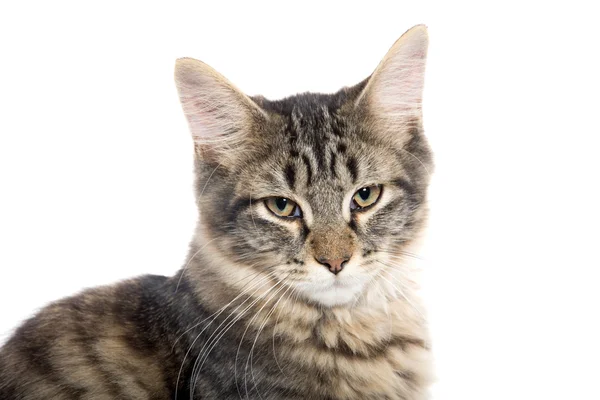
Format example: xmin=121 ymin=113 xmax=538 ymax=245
xmin=0 ymin=24 xmax=434 ymax=399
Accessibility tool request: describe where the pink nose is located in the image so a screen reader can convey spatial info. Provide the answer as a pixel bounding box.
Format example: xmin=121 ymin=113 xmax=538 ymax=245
xmin=316 ymin=256 xmax=350 ymax=275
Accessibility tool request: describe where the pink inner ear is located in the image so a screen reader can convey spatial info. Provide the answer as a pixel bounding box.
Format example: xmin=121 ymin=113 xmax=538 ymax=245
xmin=375 ymin=64 xmax=425 ymax=115
xmin=181 ymin=93 xmax=238 ymax=143
xmin=404 ymin=42 xmax=427 ymax=60
xmin=370 ymin=28 xmax=428 ymax=116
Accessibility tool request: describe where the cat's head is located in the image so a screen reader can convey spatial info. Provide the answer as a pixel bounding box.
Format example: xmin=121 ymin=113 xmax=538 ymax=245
xmin=175 ymin=25 xmax=432 ymax=307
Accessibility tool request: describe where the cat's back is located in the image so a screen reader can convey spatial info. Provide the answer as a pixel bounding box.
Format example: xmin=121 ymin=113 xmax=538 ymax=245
xmin=0 ymin=274 xmax=193 ymax=400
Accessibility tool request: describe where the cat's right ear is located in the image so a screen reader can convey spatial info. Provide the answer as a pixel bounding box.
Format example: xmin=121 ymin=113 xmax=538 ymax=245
xmin=354 ymin=25 xmax=428 ymax=145
xmin=174 ymin=58 xmax=267 ymax=164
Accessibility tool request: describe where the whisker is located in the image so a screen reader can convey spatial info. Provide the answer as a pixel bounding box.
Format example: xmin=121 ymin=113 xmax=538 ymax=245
xmin=245 ymin=276 xmax=292 ymax=399
xmin=190 ymin=280 xmax=280 ymax=400
xmin=199 ymin=162 xmax=222 ymax=198
xmin=377 ymin=263 xmax=422 ymax=285
xmin=271 ymin=286 xmax=297 ymax=378
xmin=400 ymin=147 xmax=431 ymax=176
xmin=375 ymin=261 xmax=425 ymax=320
xmin=232 ymin=276 xmax=288 ymax=395
xmin=374 ymin=248 xmax=426 ymax=262
xmin=376 ymin=262 xmax=414 ymax=278
xmin=175 ymin=270 xmax=276 ymax=400
xmin=171 ymin=267 xmax=263 ymax=353
xmin=372 ymin=278 xmax=394 ymax=343
xmin=375 ymin=257 xmax=419 ymax=272
xmin=348 ymin=273 xmax=368 ymax=308
xmin=249 ymin=194 xmax=259 ymax=234
xmin=191 ymin=272 xmax=279 ymax=378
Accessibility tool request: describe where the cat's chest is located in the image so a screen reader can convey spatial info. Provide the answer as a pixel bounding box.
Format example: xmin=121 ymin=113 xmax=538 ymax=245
xmin=186 ymin=293 xmax=431 ymax=399
xmin=261 ymin=306 xmax=432 ymax=399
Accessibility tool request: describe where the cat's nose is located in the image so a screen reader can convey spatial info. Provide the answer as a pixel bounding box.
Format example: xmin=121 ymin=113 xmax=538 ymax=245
xmin=316 ymin=256 xmax=350 ymax=275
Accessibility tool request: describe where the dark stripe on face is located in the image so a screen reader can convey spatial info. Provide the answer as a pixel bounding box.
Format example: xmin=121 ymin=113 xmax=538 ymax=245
xmin=286 ymin=121 xmax=298 ymax=149
xmin=227 ymin=197 xmax=253 ymax=224
xmin=392 ymin=177 xmax=424 ymax=205
xmin=301 ymin=154 xmax=313 ymax=186
xmin=300 ymin=220 xmax=311 ymax=241
xmin=329 ymin=151 xmax=337 ymax=178
xmin=346 ymin=156 xmax=358 ymax=183
xmin=284 ymin=164 xmax=296 ymax=189
xmin=313 ymin=142 xmax=326 ymax=171
xmin=392 ymin=178 xmax=415 ymax=196
xmin=337 ymin=142 xmax=347 ymax=154
xmin=330 ymin=113 xmax=345 ymax=137
xmin=348 ymin=217 xmax=358 ymax=232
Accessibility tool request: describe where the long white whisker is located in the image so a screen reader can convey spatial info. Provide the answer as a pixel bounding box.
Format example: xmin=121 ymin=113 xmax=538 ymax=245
xmin=249 ymin=194 xmax=259 ymax=233
xmin=191 ymin=271 xmax=277 ymax=375
xmin=375 ymin=262 xmax=425 ymax=320
xmin=400 ymin=147 xmax=430 ymax=176
xmin=350 ymin=270 xmax=383 ymax=309
xmin=190 ymin=274 xmax=284 ymax=398
xmin=375 ymin=258 xmax=420 ymax=272
xmin=240 ymin=274 xmax=290 ymax=399
xmin=373 ymin=278 xmax=394 ymax=343
xmin=377 ymin=247 xmax=426 ymax=261
xmin=176 ymin=270 xmax=276 ymax=400
xmin=347 ymin=273 xmax=367 ymax=307
xmin=191 ymin=283 xmax=277 ymax=400
xmin=271 ymin=285 xmax=300 ymax=378
xmin=248 ymin=281 xmax=293 ymax=399
xmin=171 ymin=268 xmax=263 ymax=353
xmin=199 ymin=162 xmax=222 ymax=198
xmin=376 ymin=259 xmax=415 ymax=281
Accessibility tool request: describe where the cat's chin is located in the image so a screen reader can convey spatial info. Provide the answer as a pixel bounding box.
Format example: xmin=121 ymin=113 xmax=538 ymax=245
xmin=295 ymin=277 xmax=367 ymax=308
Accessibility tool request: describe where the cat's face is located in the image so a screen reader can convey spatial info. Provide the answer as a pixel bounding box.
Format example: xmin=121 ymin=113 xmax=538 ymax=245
xmin=176 ymin=26 xmax=432 ymax=307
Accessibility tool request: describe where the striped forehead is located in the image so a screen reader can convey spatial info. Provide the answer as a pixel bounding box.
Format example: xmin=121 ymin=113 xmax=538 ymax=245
xmin=281 ymin=104 xmax=359 ymax=191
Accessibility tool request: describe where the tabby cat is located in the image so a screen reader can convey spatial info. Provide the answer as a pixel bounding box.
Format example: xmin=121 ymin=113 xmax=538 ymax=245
xmin=0 ymin=25 xmax=434 ymax=399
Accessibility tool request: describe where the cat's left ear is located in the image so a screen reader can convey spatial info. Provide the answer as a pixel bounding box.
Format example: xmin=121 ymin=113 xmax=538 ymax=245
xmin=355 ymin=25 xmax=428 ymax=142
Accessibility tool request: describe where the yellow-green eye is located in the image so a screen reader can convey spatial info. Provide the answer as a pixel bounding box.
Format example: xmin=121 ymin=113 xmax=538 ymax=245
xmin=351 ymin=185 xmax=382 ymax=211
xmin=265 ymin=197 xmax=302 ymax=218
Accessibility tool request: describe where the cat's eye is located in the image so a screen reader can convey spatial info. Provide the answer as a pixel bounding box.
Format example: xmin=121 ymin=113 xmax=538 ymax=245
xmin=265 ymin=197 xmax=302 ymax=218
xmin=350 ymin=185 xmax=382 ymax=211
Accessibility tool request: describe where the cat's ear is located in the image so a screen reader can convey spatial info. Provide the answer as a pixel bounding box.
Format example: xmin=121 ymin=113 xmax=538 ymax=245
xmin=355 ymin=25 xmax=428 ymax=142
xmin=174 ymin=58 xmax=267 ymax=164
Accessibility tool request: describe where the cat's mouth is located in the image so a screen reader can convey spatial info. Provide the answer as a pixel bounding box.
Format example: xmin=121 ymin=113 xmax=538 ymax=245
xmin=330 ymin=275 xmax=359 ymax=288
xmin=292 ymin=271 xmax=368 ymax=307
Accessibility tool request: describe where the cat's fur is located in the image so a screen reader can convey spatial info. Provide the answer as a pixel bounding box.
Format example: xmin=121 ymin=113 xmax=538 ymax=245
xmin=0 ymin=25 xmax=434 ymax=399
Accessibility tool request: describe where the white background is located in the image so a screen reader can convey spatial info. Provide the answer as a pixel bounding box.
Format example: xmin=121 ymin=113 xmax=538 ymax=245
xmin=1 ymin=1 xmax=599 ymax=399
